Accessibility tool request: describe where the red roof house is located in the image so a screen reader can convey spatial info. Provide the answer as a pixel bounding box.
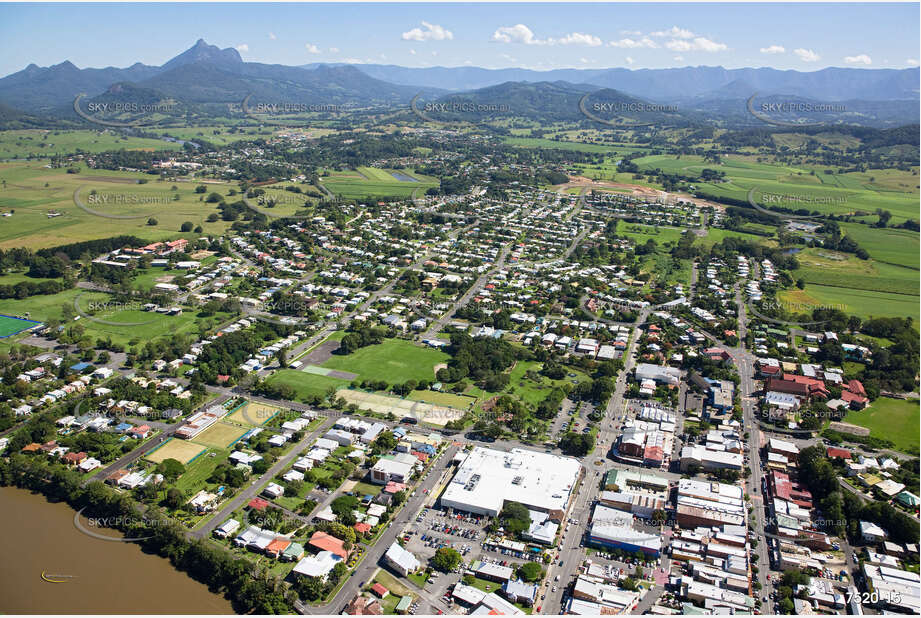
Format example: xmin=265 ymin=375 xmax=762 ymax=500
xmin=308 ymin=531 xmax=349 ymax=559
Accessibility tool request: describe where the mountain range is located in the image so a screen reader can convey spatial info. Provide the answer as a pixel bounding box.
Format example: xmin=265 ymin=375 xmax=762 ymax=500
xmin=0 ymin=39 xmax=917 ymax=128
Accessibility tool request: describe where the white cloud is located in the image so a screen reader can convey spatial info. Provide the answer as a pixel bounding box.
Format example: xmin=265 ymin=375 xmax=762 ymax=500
xmin=673 ymin=56 xmax=684 ymax=62
xmin=557 ymin=32 xmax=602 ymax=46
xmin=760 ymin=45 xmax=785 ymax=54
xmin=268 ymin=32 xmax=276 ymax=41
xmin=500 ymin=53 xmax=517 ymax=62
xmin=608 ymin=37 xmax=658 ymax=49
xmin=621 ymin=29 xmax=642 ymax=36
xmin=343 ymin=58 xmax=364 ymax=64
xmin=666 ymin=37 xmax=727 ymax=52
xmin=625 ymin=56 xmax=635 ymax=65
xmin=409 ymin=49 xmax=416 ymax=55
xmin=844 ymin=54 xmax=872 ymax=65
xmin=907 ymin=58 xmax=919 ymax=66
xmin=492 ymin=24 xmax=546 ymax=45
xmin=431 ymin=51 xmax=437 ymax=56
xmin=235 ymin=44 xmax=249 ymax=53
xmin=794 ymin=48 xmax=820 ymax=62
xmin=651 ymin=26 xmax=695 ymax=39
xmin=492 ymin=24 xmax=602 ymax=47
xmin=402 ymin=21 xmax=453 ymax=42
xmin=305 ymin=43 xmax=321 ymax=54
xmin=329 ymin=47 xmax=339 ymax=53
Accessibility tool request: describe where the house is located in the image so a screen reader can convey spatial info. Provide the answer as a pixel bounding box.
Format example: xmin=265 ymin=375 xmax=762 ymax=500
xmin=214 ymin=519 xmax=241 ymax=538
xmin=502 ymin=580 xmax=538 ymax=606
xmin=262 ymin=482 xmax=285 ymax=499
xmin=860 ymin=521 xmax=887 ymax=543
xmin=370 ymin=457 xmax=414 ymax=484
xmin=308 ymin=531 xmax=349 ymax=559
xmin=62 ymin=451 xmax=88 ymax=466
xmin=129 ymin=424 xmax=151 ymax=439
xmin=383 ymin=542 xmax=421 ymax=576
xmin=371 ymin=583 xmax=389 ymax=599
xmin=293 ymin=551 xmax=342 ymax=578
xmin=343 ymin=596 xmax=382 ymax=615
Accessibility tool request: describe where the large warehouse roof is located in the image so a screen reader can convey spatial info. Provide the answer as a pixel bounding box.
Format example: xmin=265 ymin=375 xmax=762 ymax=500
xmin=440 ymin=446 xmax=582 ymax=517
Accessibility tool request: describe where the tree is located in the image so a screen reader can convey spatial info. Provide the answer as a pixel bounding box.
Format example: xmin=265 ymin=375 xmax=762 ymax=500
xmin=156 ymin=458 xmax=185 ymax=481
xmin=499 ymin=501 xmax=531 ymax=536
xmin=431 ymin=547 xmax=462 ymax=572
xmin=372 ymin=431 xmax=397 ymax=453
xmin=147 ymin=217 xmax=158 ymax=226
xmin=517 ymin=562 xmax=543 ymax=582
xmin=180 ymin=221 xmax=194 ymax=232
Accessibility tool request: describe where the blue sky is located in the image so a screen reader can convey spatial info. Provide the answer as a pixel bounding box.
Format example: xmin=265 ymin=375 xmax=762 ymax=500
xmin=0 ymin=2 xmax=918 ymax=76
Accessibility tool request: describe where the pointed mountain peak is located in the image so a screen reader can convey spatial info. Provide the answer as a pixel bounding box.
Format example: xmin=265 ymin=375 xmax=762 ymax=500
xmin=161 ymin=39 xmax=242 ymax=71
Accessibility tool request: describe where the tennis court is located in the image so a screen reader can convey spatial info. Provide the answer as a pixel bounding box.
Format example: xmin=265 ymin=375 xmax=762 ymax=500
xmin=0 ymin=314 xmax=41 ymax=337
xmin=145 ymin=438 xmax=207 ymax=464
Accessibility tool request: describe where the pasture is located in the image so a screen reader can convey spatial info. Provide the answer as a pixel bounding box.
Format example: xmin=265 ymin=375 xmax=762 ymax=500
xmin=843 ymin=397 xmax=920 ymax=454
xmin=0 ymin=161 xmax=234 ymax=249
xmin=321 ymin=167 xmax=437 ymax=199
xmin=0 ymin=129 xmax=183 ymax=159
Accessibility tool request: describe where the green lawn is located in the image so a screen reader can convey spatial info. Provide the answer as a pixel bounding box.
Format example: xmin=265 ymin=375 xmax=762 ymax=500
xmin=321 ymin=339 xmax=449 ymax=384
xmin=843 ymin=397 xmax=920 ymax=454
xmin=265 ymin=369 xmax=349 ymax=400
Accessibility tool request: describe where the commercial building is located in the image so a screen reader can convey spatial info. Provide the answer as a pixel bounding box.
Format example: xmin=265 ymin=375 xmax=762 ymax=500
xmin=587 ymin=504 xmax=661 ymax=557
xmin=635 ymin=363 xmax=682 ymax=386
xmin=675 ymin=478 xmax=746 ymax=528
xmin=440 ymin=446 xmax=582 ymax=520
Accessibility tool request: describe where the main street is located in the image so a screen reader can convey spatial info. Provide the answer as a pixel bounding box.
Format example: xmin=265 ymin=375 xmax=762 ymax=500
xmin=540 ymin=305 xmax=652 ymax=614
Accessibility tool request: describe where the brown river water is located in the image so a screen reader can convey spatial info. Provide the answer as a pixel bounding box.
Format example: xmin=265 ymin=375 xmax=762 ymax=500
xmin=0 ymin=486 xmax=235 ymax=614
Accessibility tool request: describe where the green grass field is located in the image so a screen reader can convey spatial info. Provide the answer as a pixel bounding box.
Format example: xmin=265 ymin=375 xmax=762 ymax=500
xmin=778 ymin=285 xmax=920 ymax=322
xmin=192 ymin=422 xmax=250 ymax=449
xmin=0 ymin=314 xmax=40 ymax=337
xmin=321 ymin=339 xmax=449 ymax=384
xmin=0 ymin=161 xmax=235 ymax=249
xmin=843 ymin=397 xmax=920 ymax=454
xmin=321 ymin=167 xmax=437 ymax=199
xmin=266 ymin=369 xmax=350 ymax=400
xmin=0 ymin=129 xmax=184 ymax=159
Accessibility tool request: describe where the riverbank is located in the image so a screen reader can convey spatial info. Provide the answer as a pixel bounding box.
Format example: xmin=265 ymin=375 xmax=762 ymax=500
xmin=0 ymin=486 xmax=235 ymax=614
